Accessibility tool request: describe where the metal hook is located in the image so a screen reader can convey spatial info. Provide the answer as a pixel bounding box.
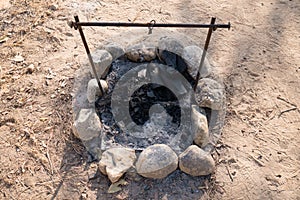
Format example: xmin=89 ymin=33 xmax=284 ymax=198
xmin=148 ymin=20 xmax=156 ymax=34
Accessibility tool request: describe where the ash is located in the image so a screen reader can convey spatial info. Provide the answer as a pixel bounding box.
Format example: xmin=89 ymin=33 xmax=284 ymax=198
xmin=95 ymin=56 xmax=191 ymax=150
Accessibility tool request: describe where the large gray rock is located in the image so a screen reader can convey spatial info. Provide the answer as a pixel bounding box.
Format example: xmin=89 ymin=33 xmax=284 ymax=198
xmin=191 ymin=105 xmax=209 ymax=147
xmin=136 ymin=144 xmax=178 ymax=179
xmin=99 ymin=147 xmax=136 ymax=183
xmin=72 ymin=67 xmax=93 ymax=119
xmin=179 ymin=145 xmax=215 ymax=176
xmin=73 ymin=108 xmax=101 ymax=141
xmin=182 ymin=45 xmax=212 ymax=79
xmin=104 ymin=43 xmax=125 ymax=60
xmin=82 ymin=137 xmax=102 ymax=161
xmin=157 ymin=37 xmax=184 ymax=56
xmin=86 ymin=79 xmax=108 ymax=103
xmin=195 ymin=78 xmax=225 ymax=110
xmin=91 ymin=49 xmax=112 ymax=79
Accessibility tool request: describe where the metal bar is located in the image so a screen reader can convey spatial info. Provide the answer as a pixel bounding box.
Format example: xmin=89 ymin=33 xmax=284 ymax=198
xmin=74 ymin=16 xmax=104 ymax=95
xmin=193 ymin=17 xmax=216 ymax=91
xmin=70 ymin=21 xmax=230 ymax=29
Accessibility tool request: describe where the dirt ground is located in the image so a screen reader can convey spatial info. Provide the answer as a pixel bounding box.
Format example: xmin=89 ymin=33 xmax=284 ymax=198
xmin=0 ymin=0 xmax=299 ymax=199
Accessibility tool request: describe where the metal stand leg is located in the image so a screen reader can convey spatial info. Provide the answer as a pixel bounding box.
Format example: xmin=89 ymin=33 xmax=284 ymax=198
xmin=74 ymin=16 xmax=104 ymax=95
xmin=193 ymin=17 xmax=216 ymax=91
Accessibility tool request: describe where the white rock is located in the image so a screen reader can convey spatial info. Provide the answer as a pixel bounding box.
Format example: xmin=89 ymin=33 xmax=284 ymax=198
xmin=104 ymin=43 xmax=125 ymax=60
xmin=136 ymin=144 xmax=178 ymax=179
xmin=195 ymin=78 xmax=225 ymax=110
xmin=191 ymin=105 xmax=209 ymax=147
xmin=179 ymin=145 xmax=215 ymax=176
xmin=99 ymin=147 xmax=136 ymax=183
xmin=91 ymin=49 xmax=112 ymax=79
xmin=182 ymin=45 xmax=211 ymax=79
xmin=73 ymin=108 xmax=101 ymax=140
xmin=12 ymin=55 xmax=24 ymax=62
xmin=86 ymin=79 xmax=108 ymax=103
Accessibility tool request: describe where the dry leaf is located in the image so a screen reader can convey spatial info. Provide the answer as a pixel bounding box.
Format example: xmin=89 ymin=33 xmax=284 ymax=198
xmin=107 ymin=179 xmax=128 ymax=194
xmin=108 ymin=184 xmax=122 ymax=194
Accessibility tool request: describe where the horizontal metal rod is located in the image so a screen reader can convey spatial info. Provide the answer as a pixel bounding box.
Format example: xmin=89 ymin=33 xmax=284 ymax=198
xmin=70 ymin=21 xmax=230 ymax=29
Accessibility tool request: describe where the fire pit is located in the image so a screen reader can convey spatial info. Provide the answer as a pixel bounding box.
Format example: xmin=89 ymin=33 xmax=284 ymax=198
xmin=72 ymin=28 xmax=226 ymax=183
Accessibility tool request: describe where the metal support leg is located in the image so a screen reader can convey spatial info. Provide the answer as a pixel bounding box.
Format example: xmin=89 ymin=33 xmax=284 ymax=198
xmin=193 ymin=17 xmax=216 ymax=91
xmin=74 ymin=16 xmax=104 ymax=95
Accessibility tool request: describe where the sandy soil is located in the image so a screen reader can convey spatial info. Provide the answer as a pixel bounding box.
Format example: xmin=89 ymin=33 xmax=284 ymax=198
xmin=0 ymin=0 xmax=299 ymax=199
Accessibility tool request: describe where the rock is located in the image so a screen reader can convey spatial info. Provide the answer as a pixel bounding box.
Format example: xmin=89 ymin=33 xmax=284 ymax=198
xmin=158 ymin=37 xmax=184 ymax=56
xmin=191 ymin=105 xmax=209 ymax=147
xmin=26 ymin=64 xmax=35 ymax=74
xmin=91 ymin=49 xmax=112 ymax=79
xmin=179 ymin=145 xmax=215 ymax=176
xmin=104 ymin=43 xmax=125 ymax=60
xmin=142 ymin=48 xmax=156 ymax=62
xmin=86 ymin=79 xmax=108 ymax=103
xmin=49 ymin=4 xmax=58 ymax=11
xmin=72 ymin=68 xmax=94 ymax=119
xmin=126 ymin=44 xmax=156 ymax=62
xmin=99 ymin=147 xmax=136 ymax=183
xmin=182 ymin=45 xmax=212 ymax=79
xmin=24 ymin=177 xmax=35 ymax=187
xmin=136 ymin=144 xmax=178 ymax=179
xmin=12 ymin=55 xmax=24 ymax=62
xmin=82 ymin=137 xmax=102 ymax=161
xmin=195 ymin=78 xmax=225 ymax=110
xmin=73 ymin=108 xmax=102 ymax=141
xmin=126 ymin=50 xmax=140 ymax=62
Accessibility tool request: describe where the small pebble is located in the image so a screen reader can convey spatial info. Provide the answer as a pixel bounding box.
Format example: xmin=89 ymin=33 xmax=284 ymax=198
xmin=26 ymin=64 xmax=35 ymax=74
xmin=49 ymin=4 xmax=58 ymax=11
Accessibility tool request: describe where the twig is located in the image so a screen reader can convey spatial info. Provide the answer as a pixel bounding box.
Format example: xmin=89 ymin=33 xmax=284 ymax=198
xmin=277 ymin=96 xmax=297 ymax=107
xmin=46 ymin=130 xmax=54 ymax=175
xmin=249 ymin=155 xmax=264 ymax=167
xmin=278 ymin=107 xmax=297 ymax=118
xmin=225 ymin=166 xmax=233 ymax=182
xmin=46 ymin=150 xmax=54 ymax=175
